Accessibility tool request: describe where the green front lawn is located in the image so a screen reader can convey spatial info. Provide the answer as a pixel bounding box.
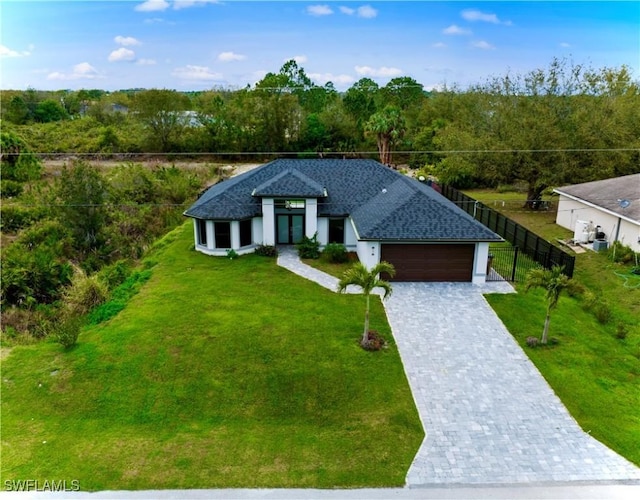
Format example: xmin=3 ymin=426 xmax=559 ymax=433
xmin=1 ymin=223 xmax=423 ymax=490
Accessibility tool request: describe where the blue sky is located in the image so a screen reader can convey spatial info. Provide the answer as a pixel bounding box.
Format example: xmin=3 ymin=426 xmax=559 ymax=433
xmin=1 ymin=1 xmax=639 ymax=91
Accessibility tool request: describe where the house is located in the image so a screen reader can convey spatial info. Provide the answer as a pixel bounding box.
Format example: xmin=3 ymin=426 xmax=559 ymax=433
xmin=554 ymin=174 xmax=640 ymax=253
xmin=184 ymin=159 xmax=503 ymax=283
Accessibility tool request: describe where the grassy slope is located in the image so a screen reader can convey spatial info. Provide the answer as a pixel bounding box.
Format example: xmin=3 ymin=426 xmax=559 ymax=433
xmin=465 ymin=189 xmax=640 ymax=466
xmin=1 ymin=224 xmax=423 ymax=490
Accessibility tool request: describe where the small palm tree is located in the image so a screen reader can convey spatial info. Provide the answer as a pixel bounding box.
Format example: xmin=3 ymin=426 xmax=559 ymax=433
xmin=525 ymin=265 xmax=576 ymax=344
xmin=337 ymin=261 xmax=395 ymax=347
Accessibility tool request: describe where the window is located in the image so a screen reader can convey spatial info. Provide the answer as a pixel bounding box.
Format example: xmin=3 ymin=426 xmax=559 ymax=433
xmin=275 ymin=199 xmax=305 ymax=210
xmin=328 ymin=218 xmax=345 ymax=244
xmin=240 ymin=219 xmax=252 ymax=247
xmin=197 ymin=220 xmax=207 ymax=246
xmin=214 ymin=222 xmax=231 ymax=248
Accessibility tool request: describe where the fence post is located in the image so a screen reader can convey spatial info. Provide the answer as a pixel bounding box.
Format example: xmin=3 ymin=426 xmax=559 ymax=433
xmin=511 ymin=246 xmax=518 ymax=282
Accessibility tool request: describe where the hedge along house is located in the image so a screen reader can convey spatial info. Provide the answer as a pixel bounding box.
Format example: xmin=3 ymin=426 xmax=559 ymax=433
xmin=184 ymin=159 xmax=503 ymax=283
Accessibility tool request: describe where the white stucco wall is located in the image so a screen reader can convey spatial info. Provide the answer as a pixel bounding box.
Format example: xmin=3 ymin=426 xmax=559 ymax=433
xmin=344 ymin=218 xmax=358 ymax=249
xmin=317 ymin=218 xmax=329 ymax=245
xmin=262 ymin=198 xmax=275 ymax=246
xmin=356 ymin=240 xmax=381 ymax=269
xmin=472 ymin=242 xmax=489 ymax=284
xmin=556 ymin=195 xmax=640 ymax=252
xmin=305 ymin=199 xmax=318 ymax=238
xmin=252 ymin=217 xmax=263 ymax=246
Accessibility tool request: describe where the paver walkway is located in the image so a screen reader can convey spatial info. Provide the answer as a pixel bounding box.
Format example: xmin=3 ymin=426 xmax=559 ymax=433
xmin=277 ymin=247 xmax=640 ymax=486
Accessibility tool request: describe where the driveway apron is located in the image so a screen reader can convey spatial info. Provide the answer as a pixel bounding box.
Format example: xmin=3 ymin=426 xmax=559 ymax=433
xmin=385 ymin=282 xmax=640 ymax=486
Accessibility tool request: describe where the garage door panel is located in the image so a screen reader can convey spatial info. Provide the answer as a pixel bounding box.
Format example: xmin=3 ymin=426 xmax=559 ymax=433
xmin=381 ymin=244 xmax=474 ymax=282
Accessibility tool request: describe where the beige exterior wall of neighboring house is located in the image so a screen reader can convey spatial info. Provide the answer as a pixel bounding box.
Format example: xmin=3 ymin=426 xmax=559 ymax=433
xmin=556 ymin=194 xmax=640 ymax=253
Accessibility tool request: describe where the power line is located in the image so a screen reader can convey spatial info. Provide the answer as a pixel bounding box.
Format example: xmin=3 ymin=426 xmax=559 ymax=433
xmin=5 ymin=147 xmax=640 ymax=156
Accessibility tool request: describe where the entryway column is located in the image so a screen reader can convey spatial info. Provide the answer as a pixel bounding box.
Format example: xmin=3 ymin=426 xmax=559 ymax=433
xmin=262 ymin=198 xmax=275 ymax=245
xmin=305 ymin=198 xmax=317 ymax=238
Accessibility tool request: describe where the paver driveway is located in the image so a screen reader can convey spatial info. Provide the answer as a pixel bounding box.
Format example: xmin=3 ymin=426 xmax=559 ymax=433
xmin=384 ymin=282 xmax=640 ymax=486
xmin=277 ymin=249 xmax=640 ymax=486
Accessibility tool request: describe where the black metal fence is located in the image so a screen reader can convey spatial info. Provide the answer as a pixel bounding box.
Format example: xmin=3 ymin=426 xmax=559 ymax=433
xmin=441 ymin=185 xmax=575 ymax=279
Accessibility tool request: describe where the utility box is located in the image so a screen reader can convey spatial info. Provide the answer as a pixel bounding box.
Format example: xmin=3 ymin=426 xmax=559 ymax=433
xmin=593 ymin=240 xmax=608 ymax=252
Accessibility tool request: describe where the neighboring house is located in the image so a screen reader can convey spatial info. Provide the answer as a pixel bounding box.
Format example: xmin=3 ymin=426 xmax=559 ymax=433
xmin=184 ymin=159 xmax=502 ymax=283
xmin=554 ymin=173 xmax=640 ymax=253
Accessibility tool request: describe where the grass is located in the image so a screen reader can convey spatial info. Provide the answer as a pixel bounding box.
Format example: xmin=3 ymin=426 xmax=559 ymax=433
xmin=301 ymin=256 xmax=358 ymax=279
xmin=466 ymin=188 xmax=640 ymax=467
xmin=1 ymin=223 xmax=423 ymax=490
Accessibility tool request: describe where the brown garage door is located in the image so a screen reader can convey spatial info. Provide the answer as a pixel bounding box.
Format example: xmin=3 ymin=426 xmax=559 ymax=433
xmin=381 ymin=244 xmax=474 ymax=282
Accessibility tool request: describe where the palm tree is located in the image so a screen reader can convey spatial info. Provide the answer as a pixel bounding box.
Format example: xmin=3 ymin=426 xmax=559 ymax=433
xmin=364 ymin=106 xmax=406 ymax=165
xmin=337 ymin=262 xmax=395 ymax=347
xmin=525 ymin=265 xmax=576 ymax=344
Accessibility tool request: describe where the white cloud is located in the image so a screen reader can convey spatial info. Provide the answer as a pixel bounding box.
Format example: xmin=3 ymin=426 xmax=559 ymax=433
xmin=560 ymin=42 xmax=571 ymax=48
xmin=443 ymin=25 xmax=471 ymax=36
xmin=115 ymin=36 xmax=141 ymax=46
xmin=461 ymin=9 xmax=511 ymax=26
xmin=355 ymin=65 xmax=402 ymax=77
xmin=135 ymin=0 xmax=169 ymax=12
xmin=172 ymin=65 xmax=222 ymax=81
xmin=308 ymin=72 xmax=355 ymax=86
xmin=174 ymin=0 xmax=220 ymax=10
xmin=339 ymin=5 xmax=377 ymax=18
xmin=47 ymin=62 xmax=101 ymax=81
xmin=1 ymin=44 xmax=31 ymax=58
xmin=471 ymin=40 xmax=495 ymax=50
xmin=218 ymin=51 xmax=246 ymax=62
xmin=137 ymin=58 xmax=157 ymax=65
xmin=357 ymin=5 xmax=377 ymax=19
xmin=307 ymin=5 xmax=333 ymax=16
xmin=432 ymin=42 xmax=447 ymax=49
xmin=288 ymin=55 xmax=308 ymax=64
xmin=108 ymin=48 xmax=136 ymax=62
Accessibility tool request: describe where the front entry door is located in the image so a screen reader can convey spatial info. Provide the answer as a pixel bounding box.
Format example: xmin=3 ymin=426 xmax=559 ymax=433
xmin=277 ymin=215 xmax=304 ymax=244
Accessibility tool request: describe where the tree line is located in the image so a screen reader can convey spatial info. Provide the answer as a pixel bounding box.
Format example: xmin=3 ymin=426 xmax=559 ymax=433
xmin=3 ymin=59 xmax=639 ymax=199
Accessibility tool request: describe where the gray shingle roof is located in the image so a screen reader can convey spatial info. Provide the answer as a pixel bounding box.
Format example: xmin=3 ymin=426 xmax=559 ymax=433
xmin=184 ymin=159 xmax=502 ymax=242
xmin=555 ymin=174 xmax=640 ymax=224
xmin=253 ymin=168 xmax=325 ymax=197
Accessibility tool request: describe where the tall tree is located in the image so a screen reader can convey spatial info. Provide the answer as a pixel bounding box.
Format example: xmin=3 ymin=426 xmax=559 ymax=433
xmin=54 ymin=161 xmax=109 ymax=255
xmin=337 ymin=262 xmax=395 ymax=348
xmin=131 ymin=89 xmax=191 ymax=152
xmin=434 ymin=59 xmax=640 ymax=205
xmin=365 ymin=106 xmax=406 ymax=165
xmin=343 ymin=78 xmax=379 ymax=137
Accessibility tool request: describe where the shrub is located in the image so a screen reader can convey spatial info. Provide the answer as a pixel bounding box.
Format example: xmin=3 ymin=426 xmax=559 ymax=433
xmin=255 ymin=244 xmax=277 ymax=257
xmin=616 ymin=322 xmax=628 ymax=340
xmin=526 ymin=336 xmax=539 ymax=348
xmin=54 ymin=315 xmax=83 ymax=349
xmin=0 ymin=180 xmax=24 ymax=198
xmin=226 ymin=248 xmax=239 ymax=260
xmin=296 ymin=233 xmax=320 ymax=259
xmin=593 ymin=300 xmax=612 ymax=324
xmin=0 ymin=206 xmax=39 ymax=232
xmin=98 ymin=260 xmax=132 ymax=290
xmin=63 ymin=270 xmax=109 ymax=317
xmin=608 ymin=241 xmax=636 ymax=264
xmin=322 ymin=243 xmax=348 ymax=263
